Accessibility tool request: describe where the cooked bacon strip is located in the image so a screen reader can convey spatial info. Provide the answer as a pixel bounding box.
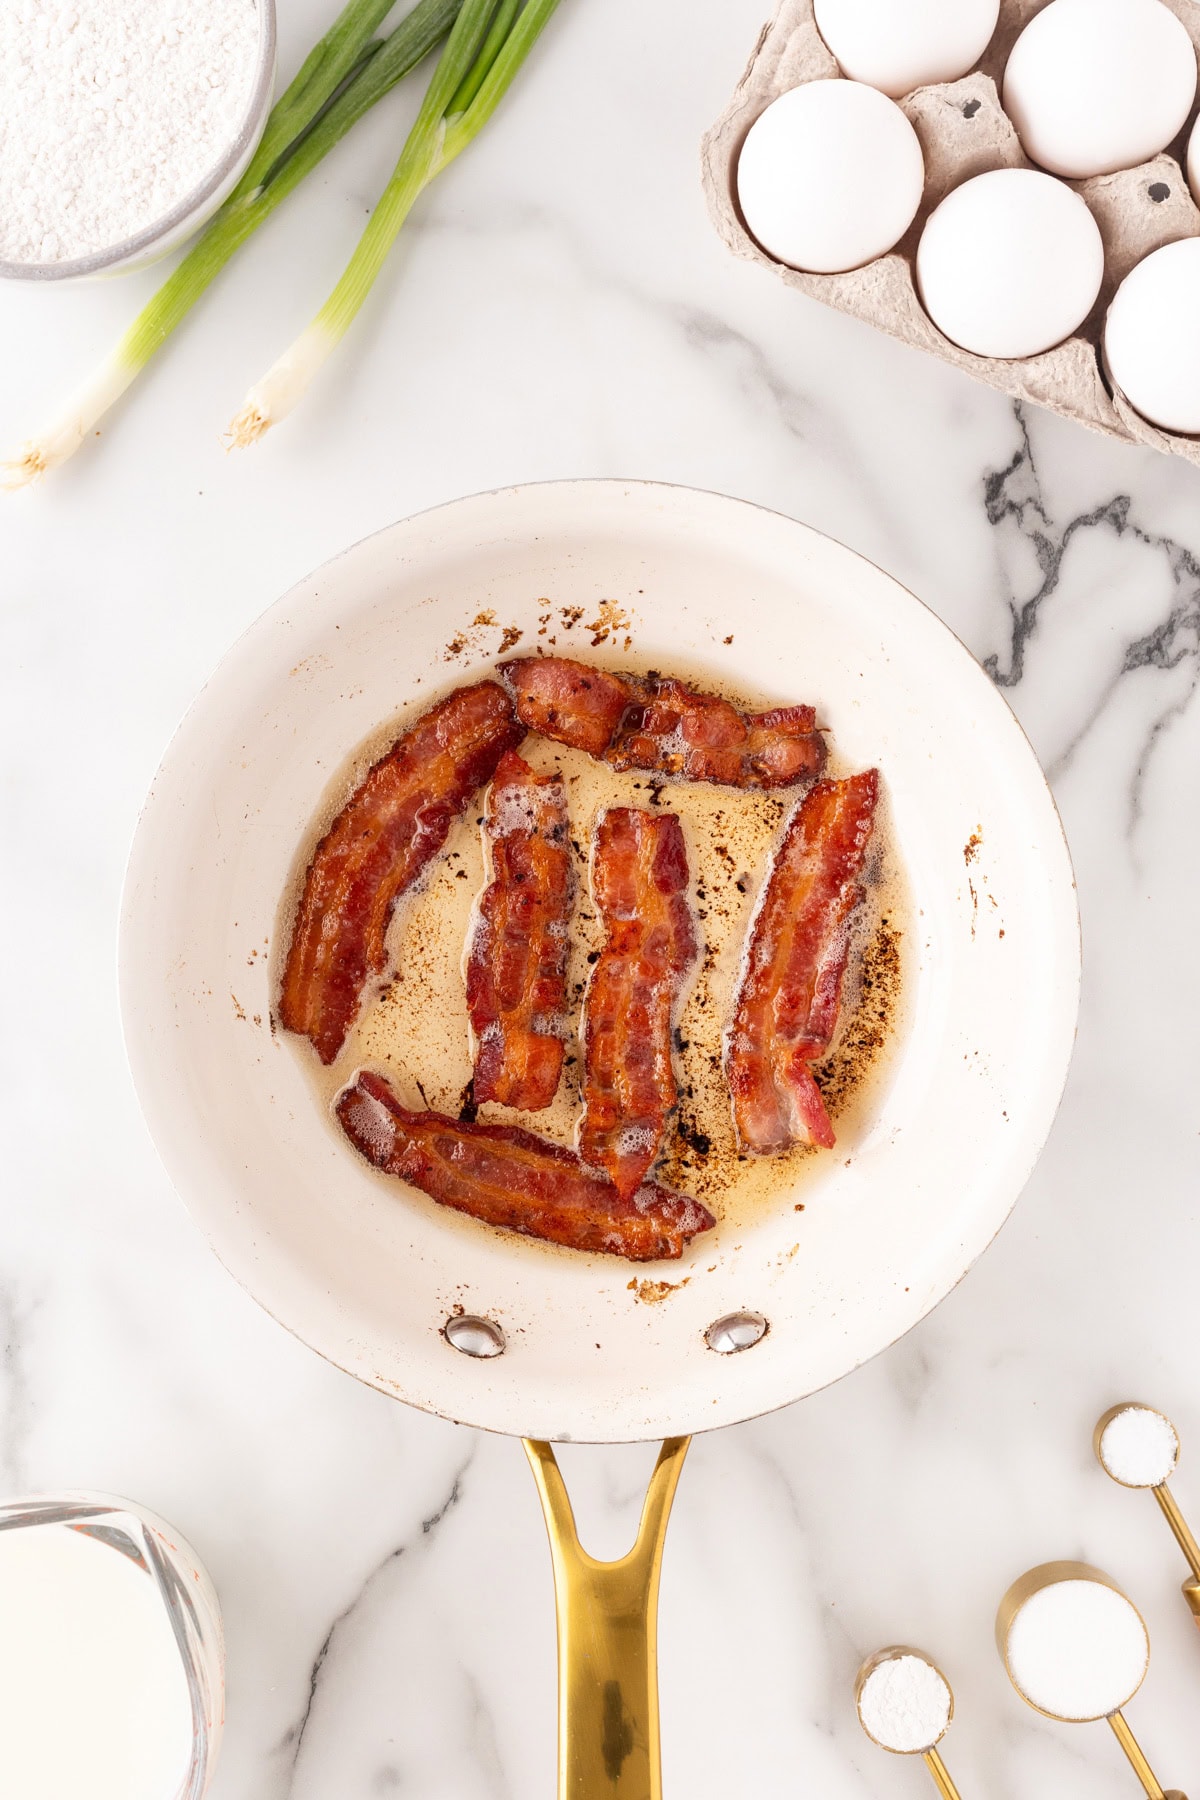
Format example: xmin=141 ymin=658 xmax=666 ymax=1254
xmin=337 ymin=1070 xmax=714 ymax=1261
xmin=726 ymin=770 xmax=879 ymax=1155
xmin=502 ymin=656 xmax=630 ymax=756
xmin=580 ymin=809 xmax=697 ymax=1201
xmin=501 ymin=655 xmax=825 ymax=789
xmin=609 ymin=677 xmax=824 ymax=788
xmin=279 ymin=682 xmax=522 ymax=1064
xmin=465 ymin=750 xmax=573 ymax=1110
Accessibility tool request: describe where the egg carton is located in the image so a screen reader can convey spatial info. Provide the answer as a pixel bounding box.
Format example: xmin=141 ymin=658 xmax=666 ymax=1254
xmin=701 ymin=0 xmax=1200 ymax=466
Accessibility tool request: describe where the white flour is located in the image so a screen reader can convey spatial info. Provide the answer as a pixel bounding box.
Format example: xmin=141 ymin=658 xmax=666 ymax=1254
xmin=858 ymin=1653 xmax=952 ymax=1752
xmin=0 ymin=0 xmax=259 ymax=264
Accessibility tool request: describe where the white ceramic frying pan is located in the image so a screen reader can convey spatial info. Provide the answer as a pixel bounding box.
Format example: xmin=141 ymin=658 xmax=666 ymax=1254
xmin=120 ymin=480 xmax=1080 ymax=1798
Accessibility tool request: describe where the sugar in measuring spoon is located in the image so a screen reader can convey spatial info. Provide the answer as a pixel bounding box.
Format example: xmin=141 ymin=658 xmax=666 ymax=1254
xmin=1096 ymin=1403 xmax=1200 ymax=1630
xmin=855 ymin=1647 xmax=963 ymax=1800
xmin=997 ymin=1562 xmax=1186 ymax=1800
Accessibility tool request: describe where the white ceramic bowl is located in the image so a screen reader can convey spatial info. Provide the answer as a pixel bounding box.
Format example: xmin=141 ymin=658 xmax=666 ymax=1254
xmin=120 ymin=482 xmax=1080 ymax=1443
xmin=0 ymin=0 xmax=276 ymax=283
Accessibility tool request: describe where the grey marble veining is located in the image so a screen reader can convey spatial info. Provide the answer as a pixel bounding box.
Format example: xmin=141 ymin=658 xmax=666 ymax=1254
xmin=2 ymin=1 xmax=1199 ymax=1796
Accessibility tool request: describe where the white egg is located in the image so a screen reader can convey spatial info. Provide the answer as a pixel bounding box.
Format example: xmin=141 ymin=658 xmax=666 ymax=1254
xmin=1105 ymin=237 xmax=1200 ymax=433
xmin=736 ymin=81 xmax=925 ymax=274
xmin=916 ymin=168 xmax=1104 ymax=358
xmin=813 ymin=0 xmax=1000 ymax=100
xmin=1188 ymin=112 xmax=1200 ymax=207
xmin=1003 ymin=0 xmax=1197 ymax=180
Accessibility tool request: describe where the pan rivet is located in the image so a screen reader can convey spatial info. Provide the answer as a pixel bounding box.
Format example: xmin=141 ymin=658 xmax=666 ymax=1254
xmin=444 ymin=1315 xmax=506 ymax=1358
xmin=705 ymin=1311 xmax=768 ymax=1354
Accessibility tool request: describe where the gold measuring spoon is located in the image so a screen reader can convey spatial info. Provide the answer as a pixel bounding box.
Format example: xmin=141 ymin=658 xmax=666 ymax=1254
xmin=997 ymin=1561 xmax=1186 ymax=1800
xmin=1096 ymin=1403 xmax=1200 ymax=1628
xmin=855 ymin=1646 xmax=962 ymax=1800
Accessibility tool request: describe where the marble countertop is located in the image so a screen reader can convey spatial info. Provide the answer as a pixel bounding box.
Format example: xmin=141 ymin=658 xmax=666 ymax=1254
xmin=3 ymin=2 xmax=1199 ymax=1795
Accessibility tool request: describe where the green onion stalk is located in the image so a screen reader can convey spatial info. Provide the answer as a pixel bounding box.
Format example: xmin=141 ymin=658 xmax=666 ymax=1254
xmin=228 ymin=0 xmax=562 ymax=447
xmin=5 ymin=0 xmax=463 ymax=486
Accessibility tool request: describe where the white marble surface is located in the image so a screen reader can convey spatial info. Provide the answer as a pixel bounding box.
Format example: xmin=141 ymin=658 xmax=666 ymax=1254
xmin=3 ymin=2 xmax=1200 ymax=1796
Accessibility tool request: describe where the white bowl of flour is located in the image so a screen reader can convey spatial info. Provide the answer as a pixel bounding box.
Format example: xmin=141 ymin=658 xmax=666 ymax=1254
xmin=0 ymin=0 xmax=276 ymax=280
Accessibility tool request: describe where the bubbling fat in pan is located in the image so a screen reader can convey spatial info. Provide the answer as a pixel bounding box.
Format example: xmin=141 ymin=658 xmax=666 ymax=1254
xmin=274 ymin=650 xmax=910 ymax=1257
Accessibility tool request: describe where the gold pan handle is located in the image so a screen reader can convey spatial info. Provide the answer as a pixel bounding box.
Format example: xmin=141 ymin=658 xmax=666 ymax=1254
xmin=525 ymin=1436 xmax=690 ymax=1800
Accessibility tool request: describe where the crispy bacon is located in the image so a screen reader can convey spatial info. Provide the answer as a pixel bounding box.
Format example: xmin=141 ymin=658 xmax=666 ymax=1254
xmin=501 ymin=655 xmax=825 ymax=789
xmin=503 ymin=657 xmax=630 ymax=756
xmin=726 ymin=770 xmax=878 ymax=1154
xmin=465 ymin=750 xmax=573 ymax=1110
xmin=279 ymin=682 xmax=522 ymax=1064
xmin=580 ymin=809 xmax=697 ymax=1201
xmin=337 ymin=1070 xmax=714 ymax=1261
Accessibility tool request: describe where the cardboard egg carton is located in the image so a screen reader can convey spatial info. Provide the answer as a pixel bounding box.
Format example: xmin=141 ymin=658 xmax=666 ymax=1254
xmin=701 ymin=0 xmax=1200 ymax=465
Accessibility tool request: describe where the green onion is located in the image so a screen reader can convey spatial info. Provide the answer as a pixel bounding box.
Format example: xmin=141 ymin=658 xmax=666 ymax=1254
xmin=5 ymin=0 xmax=463 ymax=487
xmin=228 ymin=0 xmax=563 ymax=447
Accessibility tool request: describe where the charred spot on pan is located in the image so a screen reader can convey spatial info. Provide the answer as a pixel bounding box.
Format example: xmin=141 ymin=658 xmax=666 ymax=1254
xmin=812 ymin=919 xmax=903 ymax=1116
xmin=628 ymin=1276 xmax=689 ymax=1304
xmin=676 ymin=1118 xmax=711 ymax=1159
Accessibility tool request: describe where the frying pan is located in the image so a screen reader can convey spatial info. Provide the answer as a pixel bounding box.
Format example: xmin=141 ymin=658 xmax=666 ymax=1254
xmin=119 ymin=480 xmax=1080 ymax=1797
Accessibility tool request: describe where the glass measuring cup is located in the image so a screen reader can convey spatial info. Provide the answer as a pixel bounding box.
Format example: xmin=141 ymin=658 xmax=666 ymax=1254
xmin=0 ymin=1492 xmax=224 ymax=1800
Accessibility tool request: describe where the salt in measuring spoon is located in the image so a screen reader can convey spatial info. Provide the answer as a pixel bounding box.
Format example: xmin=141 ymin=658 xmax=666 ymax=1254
xmin=855 ymin=1647 xmax=963 ymax=1800
xmin=1096 ymin=1403 xmax=1200 ymax=1629
xmin=997 ymin=1562 xmax=1186 ymax=1800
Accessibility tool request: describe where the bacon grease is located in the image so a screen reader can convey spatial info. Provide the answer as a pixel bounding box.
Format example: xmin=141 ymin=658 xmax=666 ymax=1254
xmin=277 ymin=653 xmax=911 ymax=1239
